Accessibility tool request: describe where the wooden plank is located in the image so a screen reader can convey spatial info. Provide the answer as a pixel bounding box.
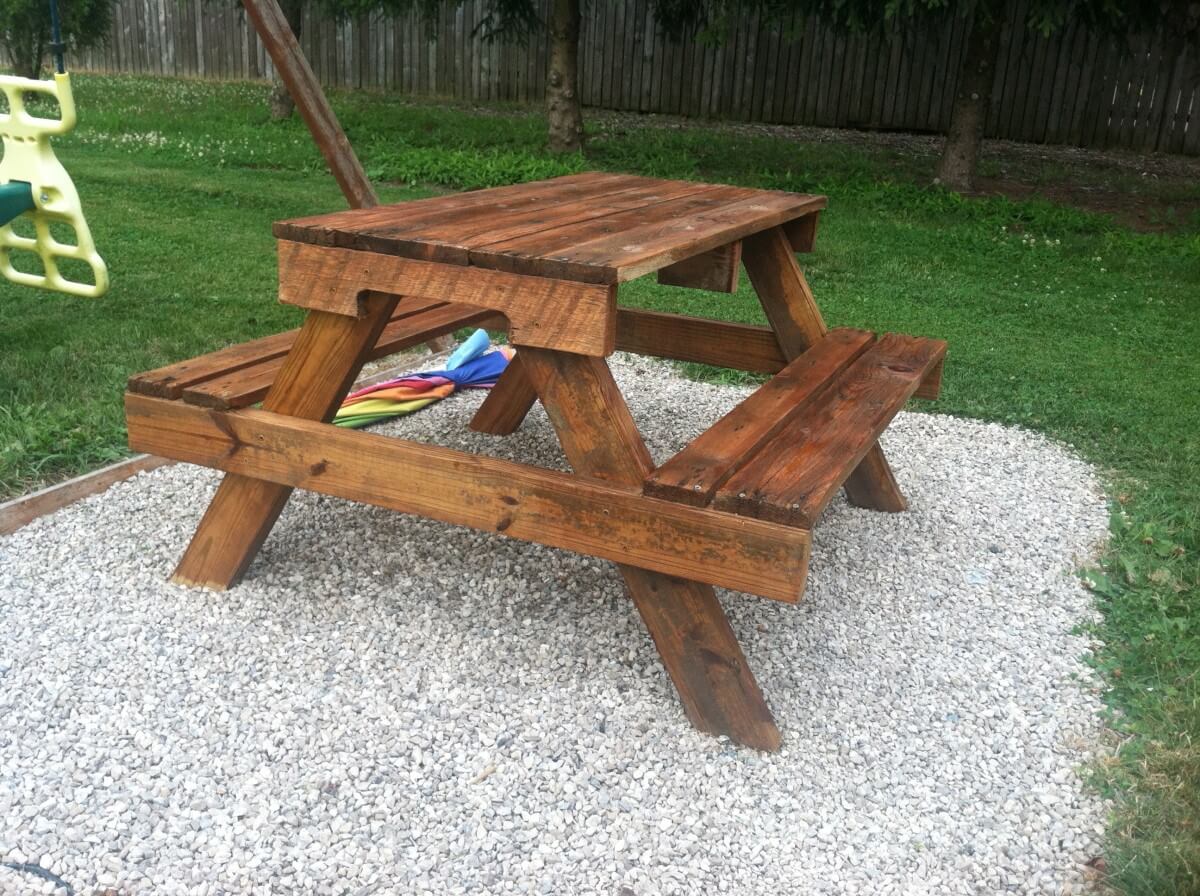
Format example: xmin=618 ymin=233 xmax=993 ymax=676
xmin=615 ymin=308 xmax=787 ymax=373
xmin=783 ymin=212 xmax=820 ymax=253
xmin=242 ymin=0 xmax=377 ymax=209
xmin=128 ymin=298 xmax=447 ymax=399
xmin=645 ymin=329 xmax=876 ymax=507
xmin=714 ymin=334 xmax=947 ymax=527
xmin=517 ymin=349 xmax=786 ymax=751
xmin=276 ymin=240 xmax=616 ymax=355
xmin=469 ymin=354 xmax=539 ymax=436
xmin=272 ymin=172 xmax=654 ymax=258
xmin=656 ymin=241 xmax=742 ymax=293
xmin=126 ymin=394 xmax=810 ymax=603
xmin=181 ymin=303 xmax=501 ymax=409
xmin=170 ymin=295 xmax=403 ymax=590
xmin=475 ymin=190 xmax=827 ymax=283
xmin=0 ymin=455 xmax=171 ymax=537
xmin=742 ymin=225 xmax=909 ymax=513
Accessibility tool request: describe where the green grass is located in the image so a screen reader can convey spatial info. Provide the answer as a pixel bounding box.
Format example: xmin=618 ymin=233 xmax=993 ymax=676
xmin=2 ymin=74 xmax=1198 ymax=894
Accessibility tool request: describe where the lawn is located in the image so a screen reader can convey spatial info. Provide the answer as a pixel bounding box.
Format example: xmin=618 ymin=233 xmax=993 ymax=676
xmin=1 ymin=74 xmax=1198 ymax=894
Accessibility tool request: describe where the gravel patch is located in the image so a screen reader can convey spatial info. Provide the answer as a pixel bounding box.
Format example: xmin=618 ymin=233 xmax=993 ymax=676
xmin=1 ymin=354 xmax=1110 ymax=895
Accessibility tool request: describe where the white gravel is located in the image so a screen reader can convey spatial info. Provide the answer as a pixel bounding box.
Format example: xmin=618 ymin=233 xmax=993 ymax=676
xmin=1 ymin=354 xmax=1110 ymax=896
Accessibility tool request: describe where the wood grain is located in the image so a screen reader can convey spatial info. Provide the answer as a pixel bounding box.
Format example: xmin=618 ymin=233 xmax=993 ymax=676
xmin=276 ymin=240 xmax=616 ymax=356
xmin=170 ymin=296 xmax=400 ymax=589
xmin=657 ymin=241 xmax=742 ymax=293
xmin=126 ymin=394 xmax=811 ymax=602
xmin=782 ymin=211 xmax=820 ymax=253
xmin=128 ymin=298 xmax=447 ymax=400
xmin=645 ymin=328 xmax=875 ymax=506
xmin=742 ymin=224 xmax=909 ymax=513
xmin=615 ymin=308 xmax=787 ymax=373
xmin=468 ymin=354 xmax=539 ymax=436
xmin=180 ymin=303 xmax=500 ymax=409
xmin=243 ymin=0 xmax=376 ymax=208
xmin=520 ymin=348 xmax=786 ymax=751
xmin=714 ymin=333 xmax=947 ymax=527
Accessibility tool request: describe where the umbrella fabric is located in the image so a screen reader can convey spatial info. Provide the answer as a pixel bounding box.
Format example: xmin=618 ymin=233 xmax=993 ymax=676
xmin=334 ymin=347 xmax=512 ymax=429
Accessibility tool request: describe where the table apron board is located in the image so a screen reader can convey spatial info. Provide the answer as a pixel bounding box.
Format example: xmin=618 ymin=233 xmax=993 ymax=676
xmin=277 ymin=240 xmax=617 ymax=356
xmin=126 ymin=394 xmax=812 ymax=602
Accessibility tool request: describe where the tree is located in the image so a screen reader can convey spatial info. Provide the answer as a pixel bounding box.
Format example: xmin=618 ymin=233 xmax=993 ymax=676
xmin=291 ymin=0 xmax=583 ymax=152
xmin=268 ymin=0 xmax=305 ymax=119
xmin=651 ymin=0 xmax=1198 ymax=192
xmin=1 ymin=0 xmax=114 ymax=79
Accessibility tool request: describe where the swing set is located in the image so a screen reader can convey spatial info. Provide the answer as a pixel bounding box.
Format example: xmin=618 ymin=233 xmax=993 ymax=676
xmin=0 ymin=0 xmax=108 ymax=297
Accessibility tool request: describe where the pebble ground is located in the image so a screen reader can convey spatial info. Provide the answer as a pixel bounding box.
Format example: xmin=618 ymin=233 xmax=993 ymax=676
xmin=1 ymin=355 xmax=1110 ymax=895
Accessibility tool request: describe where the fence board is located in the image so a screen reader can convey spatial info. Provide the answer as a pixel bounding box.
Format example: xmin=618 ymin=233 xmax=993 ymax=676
xmin=38 ymin=0 xmax=1197 ymax=155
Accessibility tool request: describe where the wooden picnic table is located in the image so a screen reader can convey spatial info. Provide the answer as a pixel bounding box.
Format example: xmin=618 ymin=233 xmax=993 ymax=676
xmin=126 ymin=172 xmax=946 ymax=751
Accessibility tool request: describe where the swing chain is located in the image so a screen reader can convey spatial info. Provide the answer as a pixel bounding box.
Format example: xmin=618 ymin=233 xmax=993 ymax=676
xmin=48 ymin=0 xmax=66 ymax=74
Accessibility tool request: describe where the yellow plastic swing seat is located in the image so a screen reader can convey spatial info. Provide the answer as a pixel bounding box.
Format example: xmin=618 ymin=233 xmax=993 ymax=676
xmin=0 ymin=72 xmax=108 ymax=298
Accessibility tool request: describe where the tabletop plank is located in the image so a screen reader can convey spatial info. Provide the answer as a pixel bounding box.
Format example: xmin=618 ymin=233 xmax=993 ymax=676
xmin=275 ymin=173 xmax=827 ymax=285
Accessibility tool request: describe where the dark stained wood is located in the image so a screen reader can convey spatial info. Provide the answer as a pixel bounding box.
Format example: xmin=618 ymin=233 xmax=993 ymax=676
xmin=656 ymin=241 xmax=742 ymax=293
xmin=468 ymin=354 xmax=539 ymax=436
xmin=181 ymin=303 xmax=501 ymax=410
xmin=171 ymin=296 xmax=401 ymax=590
xmin=277 ymin=174 xmax=827 ymax=285
xmin=783 ymin=212 xmax=820 ymax=253
xmin=742 ymin=224 xmax=909 ymax=514
xmin=276 ymin=240 xmax=616 ymax=355
xmin=128 ymin=298 xmax=448 ymax=400
xmin=519 ymin=347 xmax=786 ymax=751
xmin=127 ymin=394 xmax=812 ymax=601
xmin=714 ymin=333 xmax=947 ymax=527
xmin=645 ymin=329 xmax=876 ymax=506
xmin=615 ymin=308 xmax=787 ymax=373
xmin=242 ymin=0 xmax=377 ymax=209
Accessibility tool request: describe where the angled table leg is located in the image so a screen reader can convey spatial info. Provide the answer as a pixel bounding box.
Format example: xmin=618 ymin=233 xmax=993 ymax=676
xmin=470 ymin=354 xmax=539 ymax=436
xmin=172 ymin=298 xmax=400 ymax=589
xmin=742 ymin=226 xmax=907 ymax=513
xmin=520 ymin=347 xmax=781 ymax=751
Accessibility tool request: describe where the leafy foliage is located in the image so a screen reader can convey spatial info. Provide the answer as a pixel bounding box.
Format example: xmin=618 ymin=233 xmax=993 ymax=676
xmin=0 ymin=0 xmax=115 ymax=77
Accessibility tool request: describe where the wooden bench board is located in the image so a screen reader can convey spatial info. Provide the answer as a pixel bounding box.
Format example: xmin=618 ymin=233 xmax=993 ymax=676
xmin=713 ymin=333 xmax=948 ymax=527
xmin=645 ymin=328 xmax=876 ymax=506
xmin=127 ymin=298 xmax=448 ymax=400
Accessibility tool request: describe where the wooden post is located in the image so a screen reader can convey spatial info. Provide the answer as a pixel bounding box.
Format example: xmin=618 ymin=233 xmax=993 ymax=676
xmin=520 ymin=348 xmax=782 ymax=751
xmin=172 ymin=299 xmax=399 ymax=589
xmin=241 ymin=0 xmax=451 ymax=350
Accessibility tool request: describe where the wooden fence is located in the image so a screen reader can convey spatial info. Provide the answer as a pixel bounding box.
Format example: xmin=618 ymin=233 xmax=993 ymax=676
xmin=66 ymin=0 xmax=1200 ymax=154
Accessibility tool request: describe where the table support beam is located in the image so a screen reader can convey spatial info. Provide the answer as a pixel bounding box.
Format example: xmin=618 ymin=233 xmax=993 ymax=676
xmin=171 ymin=298 xmax=399 ymax=589
xmin=470 ymin=354 xmax=539 ymax=436
xmin=520 ymin=348 xmax=782 ymax=751
xmin=742 ymin=226 xmax=907 ymax=513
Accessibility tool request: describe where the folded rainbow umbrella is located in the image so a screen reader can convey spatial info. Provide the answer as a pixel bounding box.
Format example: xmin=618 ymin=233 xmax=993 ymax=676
xmin=334 ymin=342 xmax=513 ymax=429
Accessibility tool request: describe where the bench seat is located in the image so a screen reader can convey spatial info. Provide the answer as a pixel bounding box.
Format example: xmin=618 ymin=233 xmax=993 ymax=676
xmin=128 ymin=301 xmax=501 ymax=410
xmin=645 ymin=328 xmax=946 ymax=528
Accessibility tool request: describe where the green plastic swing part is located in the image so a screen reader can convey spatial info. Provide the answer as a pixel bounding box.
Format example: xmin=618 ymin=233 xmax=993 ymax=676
xmin=0 ymin=181 xmax=35 ymax=227
xmin=0 ymin=72 xmax=109 ymax=297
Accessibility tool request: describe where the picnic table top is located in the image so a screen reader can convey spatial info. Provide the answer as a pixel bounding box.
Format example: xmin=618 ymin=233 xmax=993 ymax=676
xmin=274 ymin=172 xmax=826 ymax=285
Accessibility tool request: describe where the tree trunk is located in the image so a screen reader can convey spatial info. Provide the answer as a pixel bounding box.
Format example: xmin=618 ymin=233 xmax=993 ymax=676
xmin=935 ymin=10 xmax=1003 ymax=192
xmin=269 ymin=0 xmax=305 ymax=120
xmin=546 ymin=0 xmax=584 ymax=153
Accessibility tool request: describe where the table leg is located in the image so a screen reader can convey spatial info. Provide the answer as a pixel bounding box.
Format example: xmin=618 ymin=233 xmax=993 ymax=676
xmin=469 ymin=354 xmax=538 ymax=436
xmin=742 ymin=226 xmax=907 ymax=513
xmin=520 ymin=348 xmax=781 ymax=751
xmin=172 ymin=298 xmax=400 ymax=589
